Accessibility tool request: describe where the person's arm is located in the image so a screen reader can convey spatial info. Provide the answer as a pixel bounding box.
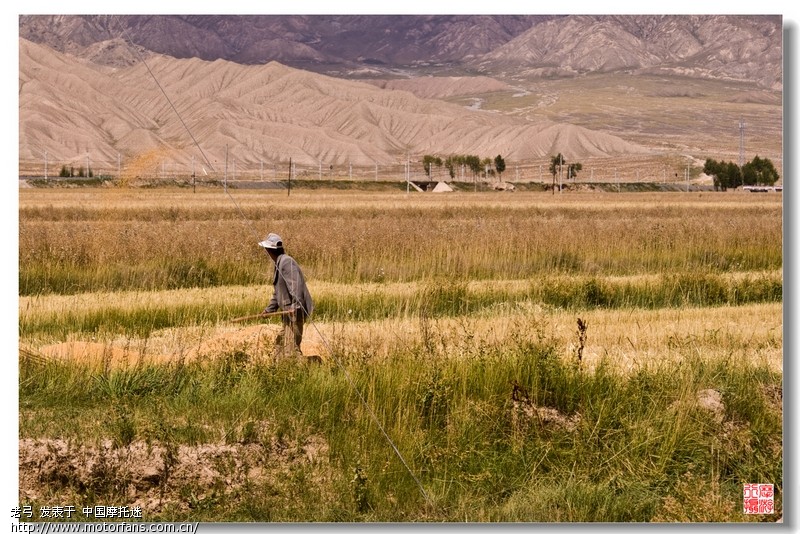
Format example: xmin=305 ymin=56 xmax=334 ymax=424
xmin=264 ymin=292 xmax=279 ymax=314
xmin=264 ymin=259 xmax=280 ymax=313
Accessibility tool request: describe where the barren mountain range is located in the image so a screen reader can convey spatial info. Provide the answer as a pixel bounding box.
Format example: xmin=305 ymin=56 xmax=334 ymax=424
xmin=475 ymin=15 xmax=781 ymax=90
xmin=19 ymin=38 xmax=649 ymax=168
xmin=18 ymin=15 xmax=552 ymax=70
xmin=18 ymin=15 xmax=782 ymax=174
xmin=19 ymin=15 xmax=781 ymax=87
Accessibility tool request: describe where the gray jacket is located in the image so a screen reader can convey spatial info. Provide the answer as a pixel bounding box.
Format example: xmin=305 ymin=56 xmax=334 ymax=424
xmin=265 ymin=253 xmax=314 ymax=316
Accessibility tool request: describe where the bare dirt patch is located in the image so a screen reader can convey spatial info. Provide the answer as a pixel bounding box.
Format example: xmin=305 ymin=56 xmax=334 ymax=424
xmin=19 ymin=431 xmax=332 ymax=517
xmin=696 ymin=389 xmax=725 ymax=422
xmin=510 ymin=399 xmax=581 ymax=435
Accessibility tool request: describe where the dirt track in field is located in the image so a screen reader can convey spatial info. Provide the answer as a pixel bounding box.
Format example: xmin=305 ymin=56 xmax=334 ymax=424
xmin=25 ymin=324 xmax=328 ymax=369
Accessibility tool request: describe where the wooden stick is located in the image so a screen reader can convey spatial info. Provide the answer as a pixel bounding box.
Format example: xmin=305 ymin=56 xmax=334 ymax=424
xmin=230 ymin=310 xmax=293 ymax=323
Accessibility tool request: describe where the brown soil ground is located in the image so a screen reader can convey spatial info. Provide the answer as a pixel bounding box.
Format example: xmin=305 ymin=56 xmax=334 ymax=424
xmin=19 ymin=430 xmax=331 ymax=518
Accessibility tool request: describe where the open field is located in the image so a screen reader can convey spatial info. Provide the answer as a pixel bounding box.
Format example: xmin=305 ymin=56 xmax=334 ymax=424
xmin=18 ymin=186 xmax=782 ymax=522
xmin=20 ymin=188 xmax=782 ymax=293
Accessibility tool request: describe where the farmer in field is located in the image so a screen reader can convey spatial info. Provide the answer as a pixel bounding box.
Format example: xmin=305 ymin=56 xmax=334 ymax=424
xmin=259 ymin=233 xmax=314 ymax=360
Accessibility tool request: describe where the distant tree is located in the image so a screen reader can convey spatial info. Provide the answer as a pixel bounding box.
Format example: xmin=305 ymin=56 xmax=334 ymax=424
xmin=444 ymin=156 xmax=457 ymax=179
xmin=567 ymin=162 xmax=583 ymax=180
xmin=704 ymin=158 xmax=742 ymax=190
xmin=549 ymin=153 xmax=566 ymax=191
xmin=742 ymin=155 xmax=779 ymax=186
xmin=549 ymin=153 xmax=565 ymax=178
xmin=494 ymin=155 xmax=506 ymax=180
xmin=704 ymin=159 xmax=722 ymax=189
xmin=59 ymin=165 xmax=70 ymax=178
xmin=465 ymin=155 xmax=482 ymax=178
xmin=422 ymin=155 xmax=443 ymax=178
xmin=724 ymin=161 xmax=742 ymax=189
xmin=481 ymin=157 xmax=493 ymax=178
xmin=78 ymin=166 xmax=85 ymax=178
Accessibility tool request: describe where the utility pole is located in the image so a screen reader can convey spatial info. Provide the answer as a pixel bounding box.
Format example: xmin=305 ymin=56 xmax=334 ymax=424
xmin=405 ymin=156 xmax=409 ymax=194
xmin=739 ymin=118 xmax=746 ymax=168
xmin=192 ymin=156 xmax=196 ymax=193
xmin=558 ymin=154 xmax=564 ymax=194
xmin=686 ymin=161 xmax=690 ymax=192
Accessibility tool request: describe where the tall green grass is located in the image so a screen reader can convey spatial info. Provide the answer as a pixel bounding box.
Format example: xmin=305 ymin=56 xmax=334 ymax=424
xmin=20 ymin=273 xmax=782 ymax=339
xmin=20 ymin=320 xmax=782 ymax=522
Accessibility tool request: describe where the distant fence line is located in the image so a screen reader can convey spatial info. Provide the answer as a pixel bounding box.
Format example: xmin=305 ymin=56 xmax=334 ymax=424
xmin=18 ymin=154 xmax=718 ymax=185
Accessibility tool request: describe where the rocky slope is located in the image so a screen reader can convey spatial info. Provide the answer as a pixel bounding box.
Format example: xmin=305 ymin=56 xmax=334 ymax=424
xmin=474 ymin=15 xmax=781 ymax=90
xmin=19 ymin=38 xmax=651 ymax=169
xmin=19 ymin=14 xmax=781 ymax=88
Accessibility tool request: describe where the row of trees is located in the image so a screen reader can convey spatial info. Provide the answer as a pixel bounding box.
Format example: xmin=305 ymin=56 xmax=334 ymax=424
xmin=422 ymin=153 xmax=588 ymax=188
xmin=548 ymin=153 xmax=583 ymax=192
xmin=59 ymin=165 xmax=94 ymax=178
xmin=422 ymin=154 xmax=506 ymax=180
xmin=703 ymin=156 xmax=780 ymax=191
xmin=548 ymin=153 xmax=583 ymax=180
xmin=50 ymin=154 xmax=776 ymax=189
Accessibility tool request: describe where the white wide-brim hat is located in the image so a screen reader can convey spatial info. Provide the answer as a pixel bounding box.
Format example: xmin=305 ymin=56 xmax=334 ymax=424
xmin=259 ymin=233 xmax=283 ymax=249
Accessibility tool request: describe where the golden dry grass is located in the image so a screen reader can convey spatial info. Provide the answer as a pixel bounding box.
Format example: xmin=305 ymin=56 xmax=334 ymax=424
xmin=19 ymin=186 xmax=782 ymax=373
xmin=18 ymin=186 xmax=783 ymax=210
xmin=20 ymin=295 xmax=782 ymax=375
xmin=23 ymin=322 xmax=331 ymax=369
xmin=19 ymin=188 xmax=783 ymax=290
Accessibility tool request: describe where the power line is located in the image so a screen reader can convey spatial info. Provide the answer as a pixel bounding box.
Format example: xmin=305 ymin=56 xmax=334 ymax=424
xmin=109 ymin=17 xmax=433 ymax=508
xmin=112 ymin=15 xmax=216 ymax=174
